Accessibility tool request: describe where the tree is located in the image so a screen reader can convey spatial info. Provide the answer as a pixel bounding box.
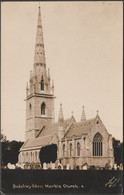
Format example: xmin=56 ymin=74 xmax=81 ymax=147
xmin=112 ymin=137 xmax=123 ymax=166
xmin=1 ymin=132 xmax=24 ymax=166
xmin=1 ymin=129 xmax=7 ymax=142
xmin=1 ymin=140 xmax=10 ymax=166
xmin=39 ymin=144 xmax=57 ymax=166
xmin=8 ymin=141 xmax=24 ymax=164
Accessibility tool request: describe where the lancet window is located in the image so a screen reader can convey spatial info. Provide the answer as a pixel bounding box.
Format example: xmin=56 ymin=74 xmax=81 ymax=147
xmin=41 ymin=76 xmax=44 ymax=90
xmin=41 ymin=102 xmax=45 ymax=115
xmin=70 ymin=143 xmax=72 ymax=157
xmin=63 ymin=144 xmax=65 ymax=157
xmin=77 ymin=142 xmax=81 ymax=156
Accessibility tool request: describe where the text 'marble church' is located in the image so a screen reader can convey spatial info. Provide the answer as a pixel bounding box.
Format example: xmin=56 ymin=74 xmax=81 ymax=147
xmin=18 ymin=6 xmax=114 ymax=169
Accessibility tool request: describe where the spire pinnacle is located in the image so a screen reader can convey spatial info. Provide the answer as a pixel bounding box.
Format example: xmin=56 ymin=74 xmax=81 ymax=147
xmin=58 ymin=103 xmax=64 ymax=125
xmin=52 ymin=79 xmax=54 ymax=95
xmin=39 ymin=1 xmax=41 ymax=8
xmin=48 ymin=68 xmax=50 ymax=80
xmin=96 ymin=110 xmax=99 ymax=116
xmin=30 ymin=70 xmax=33 ymax=81
xmin=34 ymin=6 xmax=46 ymax=66
xmin=52 ymin=79 xmax=54 ymax=88
xmin=81 ymin=106 xmax=86 ymax=122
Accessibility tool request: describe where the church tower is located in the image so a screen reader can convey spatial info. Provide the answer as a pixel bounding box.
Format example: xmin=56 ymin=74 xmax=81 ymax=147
xmin=25 ymin=7 xmax=55 ymax=140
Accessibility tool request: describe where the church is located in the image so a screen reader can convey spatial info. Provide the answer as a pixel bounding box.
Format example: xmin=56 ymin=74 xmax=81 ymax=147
xmin=18 ymin=6 xmax=114 ymax=169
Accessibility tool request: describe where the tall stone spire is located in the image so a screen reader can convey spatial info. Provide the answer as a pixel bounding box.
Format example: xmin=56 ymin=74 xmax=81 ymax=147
xmin=25 ymin=5 xmax=55 ymax=141
xmin=58 ymin=103 xmax=64 ymax=124
xmin=34 ymin=6 xmax=46 ymax=67
xmin=81 ymin=106 xmax=86 ymax=122
xmin=30 ymin=6 xmax=51 ymax=95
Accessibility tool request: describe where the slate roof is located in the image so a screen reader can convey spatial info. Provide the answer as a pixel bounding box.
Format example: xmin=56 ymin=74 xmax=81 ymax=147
xmin=21 ymin=135 xmax=53 ymax=150
xmin=21 ymin=117 xmax=75 ymax=150
xmin=37 ymin=123 xmax=59 ymax=137
xmin=21 ymin=116 xmax=96 ymax=150
xmin=65 ymin=118 xmax=96 ymax=138
xmin=37 ymin=116 xmax=76 ymax=138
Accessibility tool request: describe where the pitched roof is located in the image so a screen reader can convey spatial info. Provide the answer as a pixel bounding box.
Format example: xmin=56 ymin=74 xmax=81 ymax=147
xmin=21 ymin=117 xmax=75 ymax=150
xmin=38 ymin=116 xmax=75 ymax=138
xmin=38 ymin=123 xmax=59 ymax=137
xmin=21 ymin=134 xmax=56 ymax=150
xmin=65 ymin=118 xmax=96 ymax=138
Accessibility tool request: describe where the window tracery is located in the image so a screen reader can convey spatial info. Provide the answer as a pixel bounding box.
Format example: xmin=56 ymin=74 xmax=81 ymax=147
xmin=93 ymin=133 xmax=102 ymax=156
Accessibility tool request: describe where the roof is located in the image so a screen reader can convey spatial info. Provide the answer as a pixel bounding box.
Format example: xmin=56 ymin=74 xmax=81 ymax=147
xmin=21 ymin=134 xmax=56 ymax=150
xmin=21 ymin=116 xmax=75 ymax=150
xmin=65 ymin=118 xmax=96 ymax=138
xmin=21 ymin=116 xmax=99 ymax=150
xmin=37 ymin=116 xmax=76 ymax=138
xmin=38 ymin=123 xmax=59 ymax=137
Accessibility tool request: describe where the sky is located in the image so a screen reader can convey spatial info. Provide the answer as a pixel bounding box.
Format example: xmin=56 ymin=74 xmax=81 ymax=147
xmin=1 ymin=1 xmax=123 ymax=142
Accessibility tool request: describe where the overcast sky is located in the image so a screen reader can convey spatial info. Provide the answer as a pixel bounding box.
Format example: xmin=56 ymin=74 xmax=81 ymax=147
xmin=1 ymin=1 xmax=123 ymax=142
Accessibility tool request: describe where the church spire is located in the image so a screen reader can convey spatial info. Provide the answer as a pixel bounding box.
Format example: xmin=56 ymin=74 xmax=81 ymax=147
xmin=81 ymin=106 xmax=86 ymax=122
xmin=34 ymin=6 xmax=46 ymax=67
xmin=58 ymin=103 xmax=64 ymax=125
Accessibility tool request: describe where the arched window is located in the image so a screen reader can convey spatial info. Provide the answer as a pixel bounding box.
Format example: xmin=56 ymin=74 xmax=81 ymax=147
xmin=29 ymin=103 xmax=32 ymax=110
xmin=41 ymin=76 xmax=44 ymax=90
xmin=22 ymin=153 xmax=24 ymax=163
xmin=70 ymin=143 xmax=72 ymax=157
xmin=41 ymin=102 xmax=45 ymax=115
xmin=26 ymin=152 xmax=28 ymax=161
xmin=35 ymin=151 xmax=37 ymax=161
xmin=32 ymin=152 xmax=34 ymax=162
xmin=63 ymin=144 xmax=65 ymax=157
xmin=31 ymin=152 xmax=32 ymax=162
xmin=93 ymin=133 xmax=102 ymax=156
xmin=77 ymin=142 xmax=80 ymax=156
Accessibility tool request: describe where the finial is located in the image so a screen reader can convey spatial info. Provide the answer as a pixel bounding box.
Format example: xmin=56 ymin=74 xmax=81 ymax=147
xmin=26 ymin=82 xmax=29 ymax=96
xmin=97 ymin=110 xmax=99 ymax=115
xmin=30 ymin=70 xmax=32 ymax=79
xmin=71 ymin=111 xmax=74 ymax=116
xmin=39 ymin=1 xmax=41 ymax=8
xmin=81 ymin=105 xmax=86 ymax=122
xmin=58 ymin=103 xmax=64 ymax=124
xmin=52 ymin=80 xmax=54 ymax=95
xmin=52 ymin=79 xmax=54 ymax=87
xmin=48 ymin=68 xmax=50 ymax=80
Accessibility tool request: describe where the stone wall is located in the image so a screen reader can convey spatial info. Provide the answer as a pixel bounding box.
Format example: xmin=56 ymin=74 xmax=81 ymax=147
xmin=18 ymin=149 xmax=40 ymax=164
xmin=58 ymin=116 xmax=114 ymax=169
xmin=25 ymin=95 xmax=54 ymax=140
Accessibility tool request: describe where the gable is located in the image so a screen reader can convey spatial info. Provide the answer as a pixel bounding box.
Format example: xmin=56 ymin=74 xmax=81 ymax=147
xmin=65 ymin=118 xmax=96 ymax=138
xmin=37 ymin=116 xmax=76 ymax=138
xmin=88 ymin=115 xmax=110 ymax=141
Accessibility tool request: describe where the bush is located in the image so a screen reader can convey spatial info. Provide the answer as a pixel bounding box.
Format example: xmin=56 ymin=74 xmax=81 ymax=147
xmin=39 ymin=144 xmax=57 ymax=166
